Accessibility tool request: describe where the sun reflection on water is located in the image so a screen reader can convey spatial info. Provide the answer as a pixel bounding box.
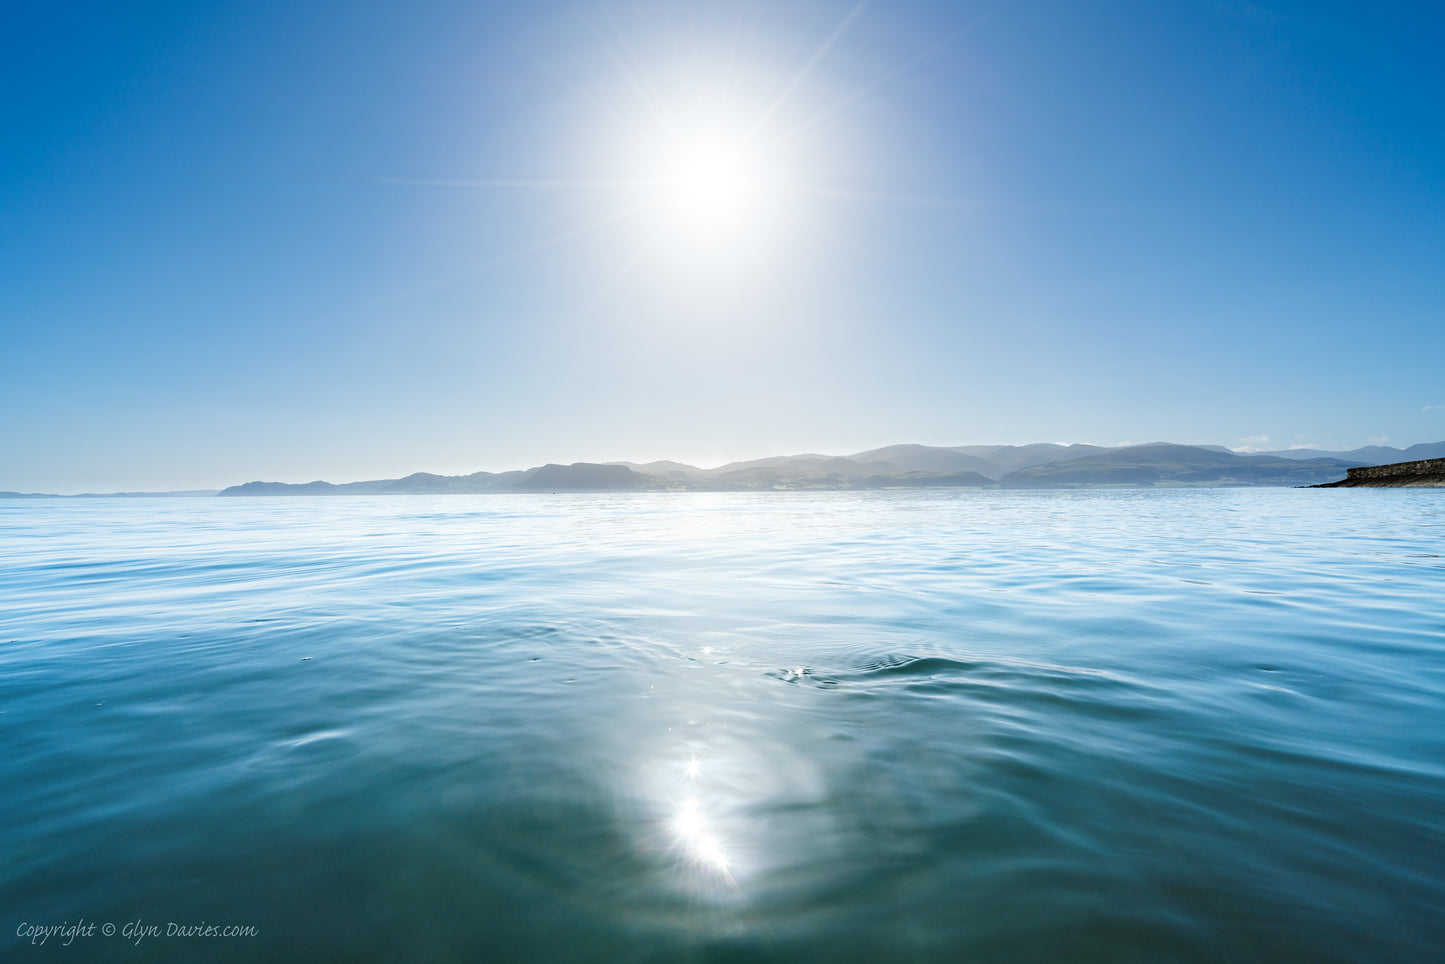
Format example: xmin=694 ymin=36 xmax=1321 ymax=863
xmin=666 ymin=751 xmax=737 ymax=879
xmin=629 ymin=668 xmax=840 ymax=915
xmin=673 ymin=795 xmax=729 ymax=872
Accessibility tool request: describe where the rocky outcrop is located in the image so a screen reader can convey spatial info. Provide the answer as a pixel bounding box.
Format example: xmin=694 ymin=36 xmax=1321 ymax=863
xmin=1312 ymin=458 xmax=1445 ymax=487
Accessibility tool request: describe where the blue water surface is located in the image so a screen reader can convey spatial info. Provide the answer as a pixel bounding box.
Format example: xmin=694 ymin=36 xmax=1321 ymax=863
xmin=2 ymin=489 xmax=1443 ymax=961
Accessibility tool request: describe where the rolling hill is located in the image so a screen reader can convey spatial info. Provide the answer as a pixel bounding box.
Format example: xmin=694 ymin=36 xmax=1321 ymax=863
xmin=202 ymin=442 xmax=1387 ymax=494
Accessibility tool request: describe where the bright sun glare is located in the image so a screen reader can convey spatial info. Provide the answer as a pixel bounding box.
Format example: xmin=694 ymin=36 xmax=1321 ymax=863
xmin=646 ymin=125 xmax=767 ymax=245
xmin=458 ymin=1 xmax=886 ymax=288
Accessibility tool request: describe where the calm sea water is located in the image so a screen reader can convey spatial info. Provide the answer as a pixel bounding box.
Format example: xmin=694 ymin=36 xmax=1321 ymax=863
xmin=3 ymin=490 xmax=1443 ymax=962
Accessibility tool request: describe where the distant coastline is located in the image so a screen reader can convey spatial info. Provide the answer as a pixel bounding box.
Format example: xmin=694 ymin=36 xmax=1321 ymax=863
xmin=177 ymin=440 xmax=1445 ymax=493
xmin=0 ymin=490 xmax=219 ymax=500
xmin=8 ymin=441 xmax=1444 ymax=498
xmin=212 ymin=443 xmax=1367 ymax=494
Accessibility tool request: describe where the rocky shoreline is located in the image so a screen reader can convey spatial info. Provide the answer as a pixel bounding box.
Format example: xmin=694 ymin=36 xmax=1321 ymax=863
xmin=1312 ymin=458 xmax=1445 ymax=487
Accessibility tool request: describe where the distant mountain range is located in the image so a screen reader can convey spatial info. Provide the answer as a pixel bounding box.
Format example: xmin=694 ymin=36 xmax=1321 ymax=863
xmin=1249 ymin=442 xmax=1445 ymax=463
xmin=203 ymin=440 xmax=1445 ymax=495
xmin=7 ymin=441 xmax=1440 ymax=498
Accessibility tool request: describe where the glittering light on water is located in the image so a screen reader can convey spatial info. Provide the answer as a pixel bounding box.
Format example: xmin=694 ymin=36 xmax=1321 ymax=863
xmin=673 ymin=795 xmax=729 ymax=872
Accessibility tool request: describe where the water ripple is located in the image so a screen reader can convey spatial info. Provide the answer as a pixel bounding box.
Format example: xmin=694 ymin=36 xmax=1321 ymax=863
xmin=1 ymin=490 xmax=1442 ymax=960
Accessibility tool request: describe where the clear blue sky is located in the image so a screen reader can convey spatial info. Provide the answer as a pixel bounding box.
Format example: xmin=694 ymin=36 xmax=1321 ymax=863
xmin=3 ymin=0 xmax=1442 ymax=491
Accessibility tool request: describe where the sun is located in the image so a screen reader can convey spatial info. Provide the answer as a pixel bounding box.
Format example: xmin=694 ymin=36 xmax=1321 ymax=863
xmin=449 ymin=1 xmax=891 ymax=287
xmin=658 ymin=134 xmax=761 ymax=230
xmin=641 ymin=123 xmax=768 ymax=248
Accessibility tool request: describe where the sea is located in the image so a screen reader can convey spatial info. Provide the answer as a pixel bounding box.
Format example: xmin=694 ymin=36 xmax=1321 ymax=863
xmin=2 ymin=489 xmax=1442 ymax=962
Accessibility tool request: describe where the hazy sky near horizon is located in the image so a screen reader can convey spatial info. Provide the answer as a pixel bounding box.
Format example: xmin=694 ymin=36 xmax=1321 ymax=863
xmin=4 ymin=0 xmax=1443 ymax=491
